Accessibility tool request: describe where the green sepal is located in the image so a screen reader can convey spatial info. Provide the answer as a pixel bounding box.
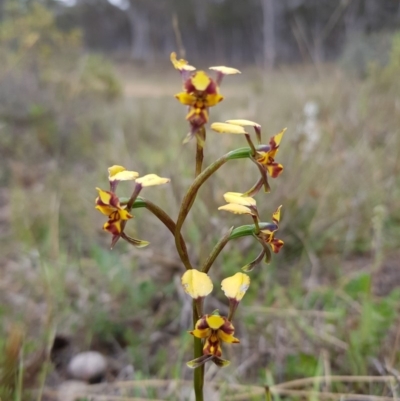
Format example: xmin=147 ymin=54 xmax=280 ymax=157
xmin=132 ymin=197 xmax=147 ymax=209
xmin=226 ymin=147 xmax=252 ymax=160
xmin=229 ymin=223 xmax=276 ymax=239
xmin=241 ymin=249 xmax=266 ymax=272
xmin=121 ymin=233 xmax=150 ymax=248
xmin=229 ymin=224 xmax=257 ymax=239
xmin=120 ymin=197 xmax=147 ymax=208
xmin=212 ymin=356 xmax=231 ymax=368
xmin=226 ymin=145 xmax=272 ymax=161
xmin=187 ymin=354 xmax=214 ymax=369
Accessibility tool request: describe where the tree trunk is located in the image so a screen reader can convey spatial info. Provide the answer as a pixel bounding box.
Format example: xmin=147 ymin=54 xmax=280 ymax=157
xmin=261 ymin=0 xmax=276 ymax=70
xmin=126 ymin=2 xmax=151 ymax=62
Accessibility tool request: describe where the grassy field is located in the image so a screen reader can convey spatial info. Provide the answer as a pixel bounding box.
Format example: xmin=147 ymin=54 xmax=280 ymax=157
xmin=2 ymin=22 xmax=400 ymax=399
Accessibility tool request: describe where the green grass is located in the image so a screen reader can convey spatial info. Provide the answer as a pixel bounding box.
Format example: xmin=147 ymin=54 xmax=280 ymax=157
xmin=2 ymin=45 xmax=400 ymax=399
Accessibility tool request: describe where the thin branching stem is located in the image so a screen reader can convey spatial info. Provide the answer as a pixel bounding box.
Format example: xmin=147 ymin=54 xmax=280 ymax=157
xmin=201 ymin=227 xmax=233 ymax=274
xmin=174 ymin=155 xmax=229 ymax=264
xmin=135 ymin=197 xmax=192 ymax=270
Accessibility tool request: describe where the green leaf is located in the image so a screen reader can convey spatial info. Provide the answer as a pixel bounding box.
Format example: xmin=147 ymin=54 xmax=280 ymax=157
xmin=344 ymin=273 xmax=371 ymax=297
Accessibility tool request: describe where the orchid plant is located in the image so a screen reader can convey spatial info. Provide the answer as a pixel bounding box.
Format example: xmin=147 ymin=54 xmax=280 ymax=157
xmin=94 ymin=52 xmax=286 ymax=400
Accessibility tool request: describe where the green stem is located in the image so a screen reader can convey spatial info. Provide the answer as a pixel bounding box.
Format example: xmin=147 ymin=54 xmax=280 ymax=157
xmin=201 ymin=227 xmax=233 ymax=274
xmin=195 ymin=127 xmax=206 ymax=177
xmin=193 ymin=127 xmax=206 ymax=401
xmin=174 ymin=155 xmax=228 ymax=267
xmin=193 ymin=301 xmax=204 ymax=401
xmin=174 ymin=146 xmax=254 ymax=277
xmin=133 ymin=197 xmax=192 ymax=270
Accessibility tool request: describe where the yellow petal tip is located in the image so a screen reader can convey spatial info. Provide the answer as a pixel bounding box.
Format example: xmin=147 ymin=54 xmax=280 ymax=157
xmin=181 ymin=270 xmax=213 ymax=299
xmin=135 ymin=174 xmax=170 ymax=187
xmin=209 ymin=66 xmax=241 ymax=75
xmin=225 ymin=119 xmax=260 ymax=128
xmin=221 ymin=272 xmax=250 ymax=301
xmin=211 ymin=122 xmax=246 ymax=134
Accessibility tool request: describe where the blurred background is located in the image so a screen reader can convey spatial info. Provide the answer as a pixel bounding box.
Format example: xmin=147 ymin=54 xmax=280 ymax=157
xmin=1 ymin=0 xmax=400 ymax=399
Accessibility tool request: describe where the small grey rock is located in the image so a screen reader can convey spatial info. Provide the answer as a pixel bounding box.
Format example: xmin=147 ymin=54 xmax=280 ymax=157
xmin=67 ymin=351 xmax=107 ymax=382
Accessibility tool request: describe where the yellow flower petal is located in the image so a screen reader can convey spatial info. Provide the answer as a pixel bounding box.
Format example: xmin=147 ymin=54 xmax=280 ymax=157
xmin=191 ymin=327 xmax=211 ymax=339
xmin=108 ymin=165 xmax=126 ymax=177
xmin=170 ymin=52 xmax=196 ymax=71
xmin=225 ymin=119 xmax=261 ymax=129
xmin=273 ymin=128 xmax=287 ymax=147
xmin=211 ymin=122 xmax=246 ymax=134
xmin=104 ymin=219 xmax=122 ymax=235
xmin=273 ymin=205 xmax=282 ymax=224
xmin=221 ymin=272 xmax=250 ymax=301
xmin=95 ymin=204 xmax=115 ymax=216
xmin=108 ymin=165 xmax=139 ymax=182
xmin=181 ymin=270 xmax=213 ymax=299
xmin=205 ymin=93 xmax=224 ymax=107
xmin=96 ymin=187 xmax=112 ymax=204
xmin=135 ymin=174 xmax=170 ymax=187
xmin=209 ymin=66 xmax=241 ymax=75
xmin=191 ymin=71 xmax=211 ymax=91
xmin=223 ymin=192 xmax=256 ymax=207
xmin=116 ymin=208 xmax=132 ymax=220
xmin=218 ymin=330 xmax=240 ymax=344
xmin=218 ymin=204 xmax=254 ymax=215
xmin=175 ymin=92 xmax=197 ymax=106
xmin=206 ymin=315 xmax=225 ymax=330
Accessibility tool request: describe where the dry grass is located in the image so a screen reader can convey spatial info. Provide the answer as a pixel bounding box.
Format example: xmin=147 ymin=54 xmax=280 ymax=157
xmin=1 ymin=58 xmax=400 ymax=400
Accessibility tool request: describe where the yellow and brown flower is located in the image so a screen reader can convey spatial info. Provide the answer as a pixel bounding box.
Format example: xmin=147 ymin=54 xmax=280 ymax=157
xmin=257 ymin=205 xmax=284 ymax=254
xmin=187 ymin=313 xmax=239 ymax=369
xmin=175 ymin=70 xmax=223 ymax=140
xmin=211 ymin=121 xmax=285 ymax=194
xmin=219 ymin=194 xmax=284 ymax=270
xmin=95 ymin=188 xmax=133 ymax=247
xmin=183 ymin=271 xmax=250 ymax=368
xmin=171 ymin=52 xmax=240 ymax=142
xmin=255 ymin=129 xmax=285 ymax=179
